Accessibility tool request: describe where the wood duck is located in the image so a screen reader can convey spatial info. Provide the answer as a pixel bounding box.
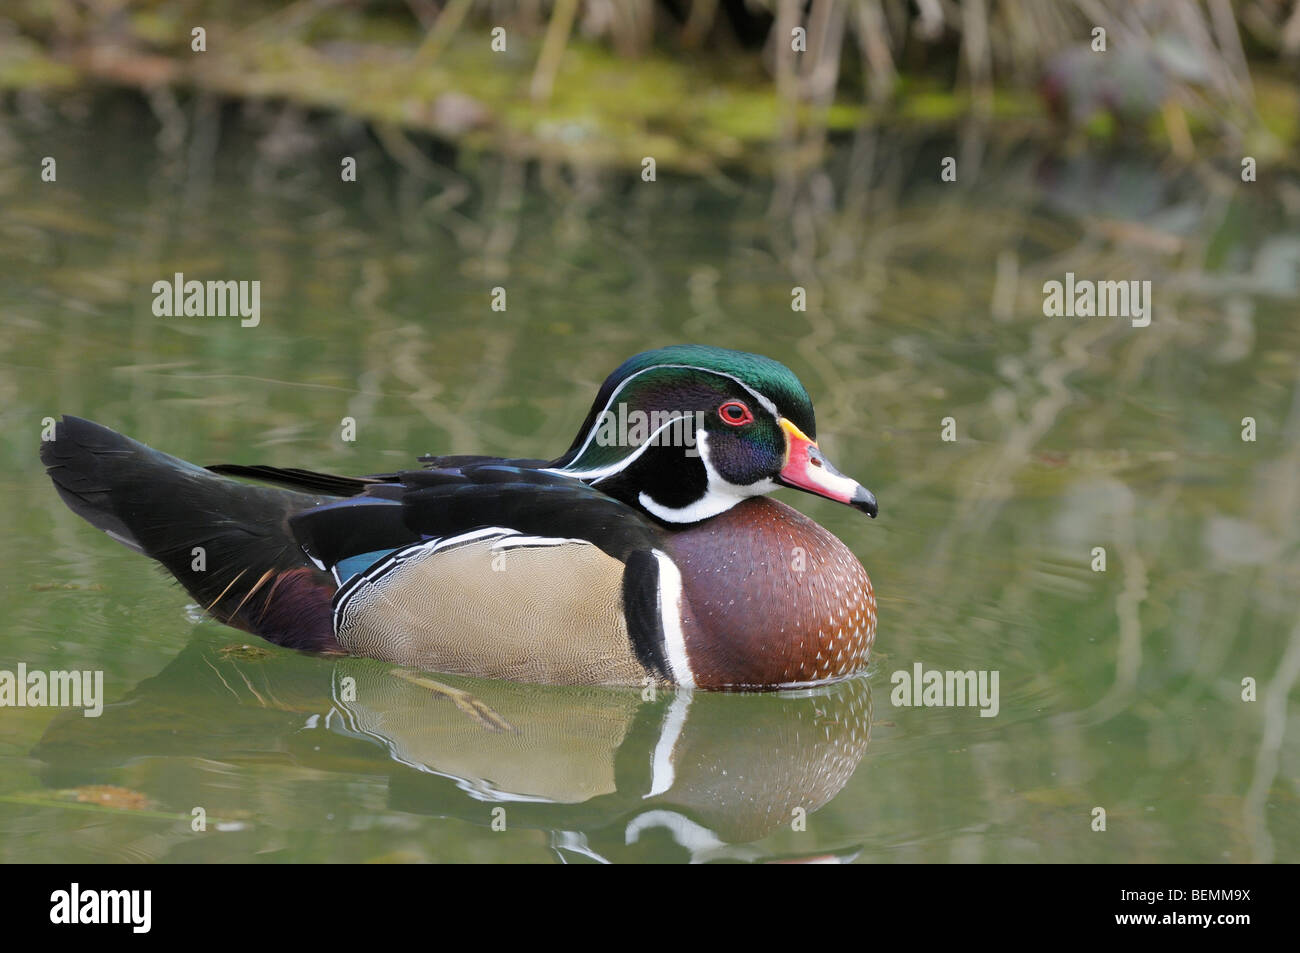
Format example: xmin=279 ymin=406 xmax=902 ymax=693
xmin=41 ymin=345 xmax=879 ymax=690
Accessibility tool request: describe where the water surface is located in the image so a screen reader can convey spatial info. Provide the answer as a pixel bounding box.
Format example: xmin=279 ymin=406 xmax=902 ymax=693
xmin=2 ymin=96 xmax=1298 ymax=862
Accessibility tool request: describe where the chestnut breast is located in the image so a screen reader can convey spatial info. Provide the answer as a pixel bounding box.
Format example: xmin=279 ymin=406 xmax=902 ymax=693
xmin=662 ymin=497 xmax=876 ymax=689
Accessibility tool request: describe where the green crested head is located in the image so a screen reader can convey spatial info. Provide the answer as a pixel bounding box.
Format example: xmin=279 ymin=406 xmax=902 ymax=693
xmin=596 ymin=344 xmax=817 ymax=436
xmin=549 ymin=345 xmax=877 ymax=525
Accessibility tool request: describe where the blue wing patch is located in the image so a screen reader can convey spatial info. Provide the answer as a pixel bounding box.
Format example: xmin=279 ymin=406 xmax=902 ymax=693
xmin=333 ymin=547 xmax=401 ymax=585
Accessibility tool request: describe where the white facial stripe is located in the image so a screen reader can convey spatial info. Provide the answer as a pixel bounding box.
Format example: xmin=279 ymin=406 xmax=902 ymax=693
xmin=547 ymin=414 xmax=693 ymax=482
xmin=555 ymin=362 xmax=783 ymax=476
xmin=652 ymin=550 xmax=694 ymax=687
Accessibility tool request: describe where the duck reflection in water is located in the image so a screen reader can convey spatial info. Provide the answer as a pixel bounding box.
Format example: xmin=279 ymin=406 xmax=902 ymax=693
xmin=35 ymin=642 xmax=873 ymax=862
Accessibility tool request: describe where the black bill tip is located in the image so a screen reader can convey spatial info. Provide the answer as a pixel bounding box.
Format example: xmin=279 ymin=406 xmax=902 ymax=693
xmin=851 ymin=485 xmax=878 ymax=519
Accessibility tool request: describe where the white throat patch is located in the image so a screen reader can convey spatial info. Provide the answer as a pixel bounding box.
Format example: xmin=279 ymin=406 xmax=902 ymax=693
xmin=637 ymin=431 xmax=775 ymax=524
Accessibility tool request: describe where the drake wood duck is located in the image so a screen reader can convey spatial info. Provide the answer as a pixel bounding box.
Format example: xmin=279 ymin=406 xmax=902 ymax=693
xmin=41 ymin=345 xmax=879 ymax=690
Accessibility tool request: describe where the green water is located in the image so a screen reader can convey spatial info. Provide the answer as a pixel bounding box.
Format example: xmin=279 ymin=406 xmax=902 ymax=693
xmin=2 ymin=95 xmax=1298 ymax=863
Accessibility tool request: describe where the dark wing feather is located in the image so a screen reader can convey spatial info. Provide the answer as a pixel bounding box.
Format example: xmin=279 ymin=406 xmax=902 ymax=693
xmin=207 ymin=452 xmax=552 ymax=497
xmin=287 ymin=465 xmax=663 ymax=569
xmin=286 ymin=496 xmax=420 ymax=570
xmin=398 ymin=466 xmax=663 ymax=561
xmin=416 ymin=454 xmax=551 ymax=468
xmin=206 ymin=464 xmax=392 ymax=497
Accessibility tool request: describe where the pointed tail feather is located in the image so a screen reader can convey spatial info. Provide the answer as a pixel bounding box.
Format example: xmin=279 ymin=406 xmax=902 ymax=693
xmin=41 ymin=416 xmax=340 ymax=651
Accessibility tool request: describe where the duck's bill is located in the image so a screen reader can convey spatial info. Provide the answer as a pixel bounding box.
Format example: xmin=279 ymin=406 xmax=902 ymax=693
xmin=777 ymin=418 xmax=878 ymax=518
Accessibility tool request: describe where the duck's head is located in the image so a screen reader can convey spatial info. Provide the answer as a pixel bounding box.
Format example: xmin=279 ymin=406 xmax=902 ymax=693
xmin=549 ymin=345 xmax=878 ymax=525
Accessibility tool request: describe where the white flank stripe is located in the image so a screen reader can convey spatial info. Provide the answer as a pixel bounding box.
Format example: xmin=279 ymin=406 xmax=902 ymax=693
xmin=431 ymin=526 xmax=519 ymax=550
xmin=490 ymin=535 xmax=586 ymax=551
xmin=333 ymin=526 xmax=522 ymax=625
xmin=652 ymin=550 xmax=694 ymax=687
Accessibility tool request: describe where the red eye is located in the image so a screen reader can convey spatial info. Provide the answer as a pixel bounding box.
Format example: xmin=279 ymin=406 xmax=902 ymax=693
xmin=718 ymin=400 xmax=753 ymax=426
